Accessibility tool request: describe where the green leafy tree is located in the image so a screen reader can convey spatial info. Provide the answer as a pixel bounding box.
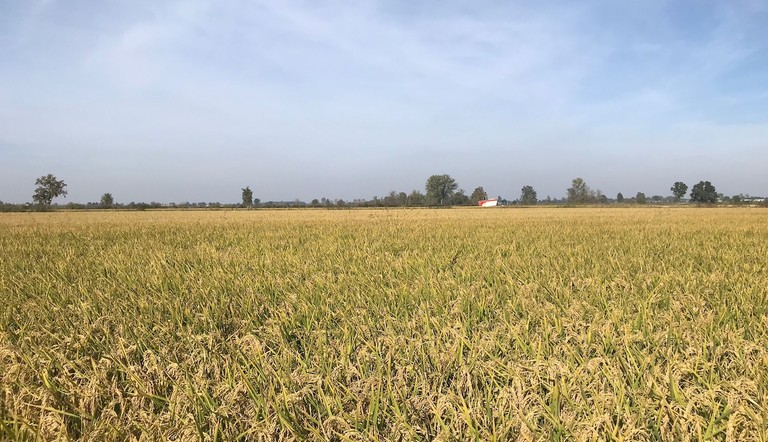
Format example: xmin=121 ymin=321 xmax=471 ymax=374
xmin=470 ymin=186 xmax=488 ymax=204
xmin=383 ymin=191 xmax=398 ymax=207
xmin=636 ymin=192 xmax=647 ymax=205
xmin=407 ymin=190 xmax=426 ymax=206
xmin=241 ymin=186 xmax=253 ymax=207
xmin=100 ymin=193 xmax=114 ymax=208
xmin=567 ymin=177 xmax=594 ymax=204
xmin=425 ymin=174 xmax=458 ymax=205
xmin=617 ymin=192 xmax=624 ymax=203
xmin=450 ymin=189 xmax=471 ymax=205
xmin=397 ymin=192 xmax=407 ymax=206
xmin=520 ymin=185 xmax=537 ymax=205
xmin=383 ymin=191 xmax=408 ymax=207
xmin=671 ymin=182 xmax=688 ymax=202
xmin=690 ymin=181 xmax=718 ymax=204
xmin=33 ymin=174 xmax=67 ymax=206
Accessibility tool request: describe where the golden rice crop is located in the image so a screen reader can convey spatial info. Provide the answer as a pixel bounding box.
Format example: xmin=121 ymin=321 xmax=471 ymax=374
xmin=1 ymin=208 xmax=767 ymax=440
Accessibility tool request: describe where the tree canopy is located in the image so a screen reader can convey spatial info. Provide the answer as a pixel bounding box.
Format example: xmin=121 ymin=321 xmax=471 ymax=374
xmin=450 ymin=189 xmax=471 ymax=206
xmin=567 ymin=178 xmax=595 ymax=204
xmin=425 ymin=174 xmax=458 ymax=206
xmin=470 ymin=186 xmax=488 ymax=205
xmin=690 ymin=181 xmax=718 ymax=204
xmin=100 ymin=193 xmax=114 ymax=208
xmin=671 ymin=182 xmax=688 ymax=201
xmin=520 ymin=185 xmax=537 ymax=205
xmin=33 ymin=174 xmax=67 ymax=206
xmin=242 ymin=186 xmax=253 ymax=207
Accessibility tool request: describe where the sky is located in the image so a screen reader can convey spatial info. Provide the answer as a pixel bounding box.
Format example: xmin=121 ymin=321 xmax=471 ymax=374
xmin=1 ymin=0 xmax=768 ymax=203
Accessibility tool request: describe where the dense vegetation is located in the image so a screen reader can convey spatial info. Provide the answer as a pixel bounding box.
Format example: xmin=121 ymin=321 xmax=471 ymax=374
xmin=2 ymin=208 xmax=767 ymax=440
xmin=3 ymin=174 xmax=764 ymax=212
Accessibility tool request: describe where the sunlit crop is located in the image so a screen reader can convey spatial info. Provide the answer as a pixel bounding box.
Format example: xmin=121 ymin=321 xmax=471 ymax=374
xmin=2 ymin=208 xmax=767 ymax=440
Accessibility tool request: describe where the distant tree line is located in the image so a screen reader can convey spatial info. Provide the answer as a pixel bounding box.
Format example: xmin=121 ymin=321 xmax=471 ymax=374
xmin=565 ymin=177 xmax=743 ymax=206
xmin=1 ymin=173 xmax=765 ymax=212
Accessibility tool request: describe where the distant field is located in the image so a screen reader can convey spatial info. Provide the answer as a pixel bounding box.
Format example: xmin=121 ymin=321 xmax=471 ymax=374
xmin=1 ymin=208 xmax=767 ymax=440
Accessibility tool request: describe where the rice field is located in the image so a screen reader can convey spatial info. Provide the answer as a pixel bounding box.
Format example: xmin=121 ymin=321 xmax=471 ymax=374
xmin=1 ymin=208 xmax=767 ymax=441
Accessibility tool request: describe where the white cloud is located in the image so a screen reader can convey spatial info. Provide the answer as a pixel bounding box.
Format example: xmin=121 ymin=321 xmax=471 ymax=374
xmin=1 ymin=0 xmax=767 ymax=202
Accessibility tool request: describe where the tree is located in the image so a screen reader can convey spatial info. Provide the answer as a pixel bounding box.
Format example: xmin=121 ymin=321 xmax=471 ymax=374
xmin=241 ymin=186 xmax=253 ymax=207
xmin=636 ymin=192 xmax=647 ymax=205
xmin=671 ymin=182 xmax=688 ymax=202
xmin=690 ymin=181 xmax=718 ymax=204
xmin=383 ymin=191 xmax=398 ymax=207
xmin=33 ymin=174 xmax=67 ymax=206
xmin=100 ymin=193 xmax=114 ymax=208
xmin=450 ymin=189 xmax=471 ymax=205
xmin=407 ymin=190 xmax=426 ymax=206
xmin=567 ymin=177 xmax=595 ymax=204
xmin=397 ymin=192 xmax=407 ymax=206
xmin=617 ymin=192 xmax=624 ymax=203
xmin=520 ymin=185 xmax=537 ymax=205
xmin=382 ymin=191 xmax=408 ymax=207
xmin=425 ymin=174 xmax=458 ymax=205
xmin=470 ymin=186 xmax=488 ymax=204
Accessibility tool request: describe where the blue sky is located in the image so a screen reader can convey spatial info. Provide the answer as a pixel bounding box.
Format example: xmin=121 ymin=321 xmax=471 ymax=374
xmin=1 ymin=0 xmax=767 ymax=203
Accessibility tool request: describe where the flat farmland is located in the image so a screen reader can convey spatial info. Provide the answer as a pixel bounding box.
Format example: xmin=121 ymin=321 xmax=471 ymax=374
xmin=1 ymin=208 xmax=767 ymax=440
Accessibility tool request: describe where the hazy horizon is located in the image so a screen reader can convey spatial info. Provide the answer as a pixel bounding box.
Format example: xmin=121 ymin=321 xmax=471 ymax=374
xmin=2 ymin=0 xmax=768 ymax=204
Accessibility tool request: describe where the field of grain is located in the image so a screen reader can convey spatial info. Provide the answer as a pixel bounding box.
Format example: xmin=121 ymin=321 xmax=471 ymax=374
xmin=1 ymin=208 xmax=767 ymax=440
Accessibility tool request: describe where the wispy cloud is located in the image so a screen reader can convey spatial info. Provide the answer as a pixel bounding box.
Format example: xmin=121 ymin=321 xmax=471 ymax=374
xmin=1 ymin=0 xmax=767 ymax=202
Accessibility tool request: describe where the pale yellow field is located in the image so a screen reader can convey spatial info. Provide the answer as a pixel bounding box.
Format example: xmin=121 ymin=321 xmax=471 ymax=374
xmin=1 ymin=208 xmax=767 ymax=440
